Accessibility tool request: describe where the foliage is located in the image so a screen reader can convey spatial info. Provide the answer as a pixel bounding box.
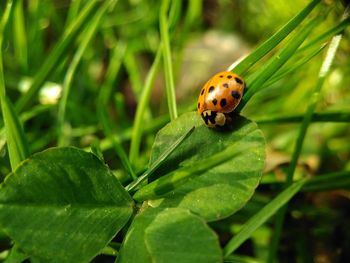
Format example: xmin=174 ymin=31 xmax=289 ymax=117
xmin=0 ymin=0 xmax=349 ymax=262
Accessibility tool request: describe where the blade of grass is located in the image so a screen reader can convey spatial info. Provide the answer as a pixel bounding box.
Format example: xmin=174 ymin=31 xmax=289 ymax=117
xmin=57 ymin=0 xmax=113 ymax=146
xmin=13 ymin=0 xmax=28 ymax=73
xmin=123 ymin=48 xmax=143 ymax=100
xmin=232 ymin=0 xmax=320 ymax=75
xmin=15 ymin=0 xmax=103 ymax=112
xmin=263 ymin=44 xmax=326 ymax=88
xmin=126 ymin=126 xmax=194 ymax=192
xmin=64 ymin=0 xmax=82 ymax=28
xmin=0 ymin=0 xmax=29 ymax=170
xmin=223 ymin=179 xmax=308 ymax=257
xmin=256 ymin=111 xmax=350 ymax=124
xmin=298 ymin=16 xmax=350 ymax=53
xmin=267 ymin=17 xmax=345 ymax=263
xmin=237 ymin=16 xmax=323 ymax=112
xmin=133 ymin=141 xmax=258 ymax=202
xmin=0 ymin=98 xmax=29 ymax=170
xmin=302 ymin=171 xmax=350 ymax=192
xmin=97 ymin=41 xmax=137 ymax=180
xmin=243 ymin=43 xmax=325 ymax=90
xmin=160 ymin=0 xmax=178 ymax=120
xmin=129 ymin=47 xmax=162 ymax=165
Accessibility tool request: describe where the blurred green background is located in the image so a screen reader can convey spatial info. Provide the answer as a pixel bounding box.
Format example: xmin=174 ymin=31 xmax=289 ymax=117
xmin=0 ymin=0 xmax=349 ymax=262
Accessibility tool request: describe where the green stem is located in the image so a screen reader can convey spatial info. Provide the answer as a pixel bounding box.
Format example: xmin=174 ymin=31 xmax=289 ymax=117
xmin=13 ymin=0 xmax=28 ymax=73
xmin=97 ymin=42 xmax=137 ymax=180
xmin=129 ymin=47 xmax=162 ymax=165
xmin=160 ymin=0 xmax=178 ymax=120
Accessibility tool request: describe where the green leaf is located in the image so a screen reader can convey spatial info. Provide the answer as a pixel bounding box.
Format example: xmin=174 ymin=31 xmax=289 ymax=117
xmin=126 ymin=125 xmax=195 ymax=192
xmin=0 ymin=147 xmax=134 ymax=262
xmin=223 ymin=179 xmax=308 ymax=257
xmin=133 ymin=138 xmax=258 ymax=202
xmin=144 ymin=112 xmax=265 ymax=221
xmin=117 ymin=208 xmax=222 ymax=263
xmin=3 ymin=245 xmax=29 ymax=263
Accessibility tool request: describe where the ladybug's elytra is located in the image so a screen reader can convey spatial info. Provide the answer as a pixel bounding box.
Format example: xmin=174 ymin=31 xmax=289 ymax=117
xmin=197 ymin=71 xmax=245 ymax=128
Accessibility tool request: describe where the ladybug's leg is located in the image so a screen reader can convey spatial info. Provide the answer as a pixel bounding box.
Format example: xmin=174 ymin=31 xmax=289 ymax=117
xmin=201 ymin=110 xmax=226 ymax=128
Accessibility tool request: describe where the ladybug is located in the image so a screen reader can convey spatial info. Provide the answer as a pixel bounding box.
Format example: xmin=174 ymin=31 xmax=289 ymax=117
xmin=197 ymin=71 xmax=245 ymax=128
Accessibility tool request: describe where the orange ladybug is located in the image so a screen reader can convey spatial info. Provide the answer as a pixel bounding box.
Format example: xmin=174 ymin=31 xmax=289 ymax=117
xmin=197 ymin=71 xmax=245 ymax=128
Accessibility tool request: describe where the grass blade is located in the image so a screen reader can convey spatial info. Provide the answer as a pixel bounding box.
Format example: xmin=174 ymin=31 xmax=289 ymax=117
xmin=12 ymin=0 xmax=28 ymax=73
xmin=57 ymin=1 xmax=113 ymax=146
xmin=232 ymin=0 xmax=320 ymax=75
xmin=256 ymin=111 xmax=350 ymax=124
xmin=223 ymin=179 xmax=308 ymax=257
xmin=97 ymin=42 xmax=136 ymax=180
xmin=303 ymin=171 xmax=350 ymax=192
xmin=133 ymin=140 xmax=258 ymax=202
xmin=15 ymin=0 xmax=102 ymax=112
xmin=263 ymin=44 xmax=326 ymax=88
xmin=126 ymin=125 xmax=194 ymax=192
xmin=0 ymin=0 xmax=29 ymax=170
xmin=267 ymin=18 xmax=345 ymax=262
xmin=299 ymin=16 xmax=350 ymax=53
xmin=238 ymin=16 xmax=323 ymax=111
xmin=0 ymin=98 xmax=30 ymax=170
xmin=123 ymin=48 xmax=143 ymax=100
xmin=129 ymin=47 xmax=162 ymax=165
xmin=160 ymin=0 xmax=178 ymax=120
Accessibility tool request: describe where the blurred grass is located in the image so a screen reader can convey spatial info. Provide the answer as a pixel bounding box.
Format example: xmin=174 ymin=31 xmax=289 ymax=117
xmin=57 ymin=0 xmax=113 ymax=146
xmin=233 ymin=0 xmax=320 ymax=75
xmin=15 ymin=1 xmax=104 ymax=112
xmin=160 ymin=0 xmax=178 ymax=121
xmin=0 ymin=0 xmax=29 ymax=170
xmin=0 ymin=0 xmax=349 ymax=262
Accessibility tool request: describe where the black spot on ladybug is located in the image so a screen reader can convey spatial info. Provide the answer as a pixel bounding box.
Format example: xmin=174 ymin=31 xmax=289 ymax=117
xmin=201 ymin=89 xmax=205 ymax=95
xmin=197 ymin=102 xmax=200 ymax=109
xmin=209 ymin=86 xmax=215 ymax=93
xmin=220 ymin=98 xmax=227 ymax=107
xmin=202 ymin=111 xmax=217 ymax=125
xmin=219 ymin=75 xmax=224 ymax=78
xmin=212 ymin=99 xmax=218 ymax=105
xmin=231 ymin=90 xmax=241 ymax=99
xmin=223 ymin=83 xmax=229 ymax=88
xmin=208 ymin=111 xmax=217 ymax=124
xmin=235 ymin=77 xmax=243 ymax=84
xmin=227 ymin=75 xmax=232 ymax=79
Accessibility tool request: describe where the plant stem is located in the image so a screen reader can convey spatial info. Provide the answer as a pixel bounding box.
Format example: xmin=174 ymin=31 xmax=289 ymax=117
xmin=129 ymin=47 xmax=163 ymax=165
xmin=160 ymin=0 xmax=178 ymax=121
